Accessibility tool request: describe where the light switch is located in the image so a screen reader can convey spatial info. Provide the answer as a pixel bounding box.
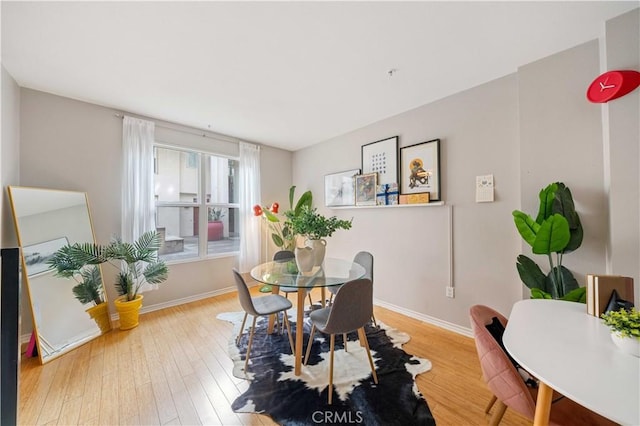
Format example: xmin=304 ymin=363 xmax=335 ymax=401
xmin=476 ymin=174 xmax=494 ymax=203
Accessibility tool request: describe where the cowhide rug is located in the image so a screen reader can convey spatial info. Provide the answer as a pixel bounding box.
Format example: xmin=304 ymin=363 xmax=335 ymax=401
xmin=217 ymin=311 xmax=436 ymax=426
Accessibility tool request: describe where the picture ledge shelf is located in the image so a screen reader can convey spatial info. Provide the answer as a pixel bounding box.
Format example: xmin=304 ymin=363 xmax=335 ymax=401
xmin=329 ymin=201 xmax=445 ymax=210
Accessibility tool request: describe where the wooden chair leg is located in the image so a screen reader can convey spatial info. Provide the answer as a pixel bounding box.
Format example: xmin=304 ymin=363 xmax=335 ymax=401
xmin=343 ymin=333 xmax=348 ymax=351
xmin=485 ymin=394 xmax=497 ymax=414
xmin=244 ymin=316 xmax=257 ymax=372
xmin=489 ymin=400 xmax=507 ymax=426
xmin=304 ymin=324 xmax=316 ymax=365
xmin=236 ymin=312 xmax=248 ymax=345
xmin=328 ymin=334 xmax=335 ymax=405
xmin=358 ymin=328 xmax=378 ymax=384
xmin=371 ymin=312 xmax=377 ymax=327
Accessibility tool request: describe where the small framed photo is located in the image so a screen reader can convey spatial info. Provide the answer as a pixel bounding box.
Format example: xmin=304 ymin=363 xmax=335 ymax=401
xmin=324 ymin=169 xmax=360 ymax=207
xmin=361 ymin=136 xmax=398 ymax=186
xmin=355 ymin=173 xmax=377 ymax=206
xmin=23 ymin=236 xmax=69 ymax=277
xmin=400 ymin=139 xmax=441 ymax=201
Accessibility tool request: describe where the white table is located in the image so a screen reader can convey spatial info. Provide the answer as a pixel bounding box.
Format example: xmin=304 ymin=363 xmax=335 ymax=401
xmin=503 ymin=299 xmax=640 ymax=426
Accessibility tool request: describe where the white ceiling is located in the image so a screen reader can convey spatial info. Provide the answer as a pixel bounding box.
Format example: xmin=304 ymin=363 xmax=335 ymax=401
xmin=2 ymin=1 xmax=637 ymax=151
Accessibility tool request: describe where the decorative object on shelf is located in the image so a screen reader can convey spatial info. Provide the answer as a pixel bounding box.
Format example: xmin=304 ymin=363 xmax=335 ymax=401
xmin=512 ymin=182 xmax=585 ymax=302
xmin=355 ymin=173 xmax=377 ymax=206
xmin=207 ymin=207 xmax=225 ymax=241
xmin=286 ymin=206 xmax=352 ymax=269
xmin=399 ymin=193 xmax=430 ymax=204
xmin=601 ymin=308 xmax=640 ymax=357
xmin=361 ymin=136 xmax=398 ymax=186
xmin=376 ymin=183 xmax=399 ymax=205
xmin=586 ymin=70 xmax=640 ymax=103
xmin=324 ymin=169 xmax=360 ymax=207
xmin=48 ymin=248 xmax=112 ymax=334
xmin=49 ymin=230 xmax=169 ymax=330
xmin=400 ymin=139 xmax=441 ymax=201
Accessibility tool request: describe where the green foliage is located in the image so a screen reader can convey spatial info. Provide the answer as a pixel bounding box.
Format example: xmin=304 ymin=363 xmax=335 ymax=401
xmin=513 ymin=182 xmax=584 ymax=300
xmin=286 ymin=205 xmax=352 ymax=240
xmin=602 ymin=308 xmax=640 ymax=340
xmin=48 ymin=230 xmax=169 ymax=303
xmin=208 ymin=208 xmax=225 ymax=221
xmin=263 ymin=186 xmax=313 ymax=251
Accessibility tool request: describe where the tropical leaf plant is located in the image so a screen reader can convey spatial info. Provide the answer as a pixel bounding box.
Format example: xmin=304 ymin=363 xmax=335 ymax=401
xmin=513 ymin=182 xmax=585 ymax=301
xmin=48 ymin=244 xmax=108 ymax=306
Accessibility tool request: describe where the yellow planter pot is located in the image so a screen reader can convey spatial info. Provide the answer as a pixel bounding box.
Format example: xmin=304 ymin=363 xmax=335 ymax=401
xmin=85 ymin=302 xmax=112 ymax=334
xmin=114 ymin=295 xmax=144 ymax=330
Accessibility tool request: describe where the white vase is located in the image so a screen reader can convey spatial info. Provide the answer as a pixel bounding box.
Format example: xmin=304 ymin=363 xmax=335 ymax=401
xmin=294 ymin=246 xmax=315 ymax=273
xmin=611 ymin=332 xmax=640 ymax=357
xmin=305 ymin=238 xmax=327 ymax=266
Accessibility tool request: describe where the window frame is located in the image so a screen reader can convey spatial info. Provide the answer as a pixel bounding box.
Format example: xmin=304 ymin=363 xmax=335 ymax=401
xmin=154 ymin=142 xmax=240 ymax=264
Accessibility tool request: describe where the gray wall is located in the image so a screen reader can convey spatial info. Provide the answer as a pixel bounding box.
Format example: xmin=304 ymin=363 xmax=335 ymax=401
xmin=293 ymin=9 xmax=640 ymax=329
xmin=1 ymin=66 xmax=21 ymax=247
xmin=604 ymin=8 xmax=640 ymax=300
xmin=16 ymin=89 xmax=292 ymax=327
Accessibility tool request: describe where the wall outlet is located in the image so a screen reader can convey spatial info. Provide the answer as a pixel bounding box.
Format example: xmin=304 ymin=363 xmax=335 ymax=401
xmin=446 ymin=287 xmax=455 ymax=298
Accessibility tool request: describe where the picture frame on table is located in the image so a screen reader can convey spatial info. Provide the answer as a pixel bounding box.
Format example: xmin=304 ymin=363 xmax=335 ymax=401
xmin=361 ymin=136 xmax=398 ymax=186
xmin=324 ymin=169 xmax=360 ymax=207
xmin=355 ymin=173 xmax=377 ymax=206
xmin=400 ymin=139 xmax=441 ymax=201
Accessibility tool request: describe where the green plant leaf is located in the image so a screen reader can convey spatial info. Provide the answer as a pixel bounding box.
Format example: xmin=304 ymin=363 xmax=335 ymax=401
xmin=516 ymin=255 xmax=546 ymax=290
xmin=530 ymin=288 xmax=552 ymax=299
xmin=553 ymin=184 xmax=583 ymax=253
xmin=271 ymin=233 xmax=284 ymax=247
xmin=294 ymin=190 xmax=313 ymax=216
xmin=561 ymin=287 xmax=587 ymax=303
xmin=532 ymin=214 xmax=570 ymax=254
xmin=535 ymin=182 xmax=558 ymax=224
xmin=263 ymin=210 xmax=280 ymax=222
xmin=143 ymin=261 xmax=168 ymax=284
xmin=512 ymin=211 xmax=540 ymax=247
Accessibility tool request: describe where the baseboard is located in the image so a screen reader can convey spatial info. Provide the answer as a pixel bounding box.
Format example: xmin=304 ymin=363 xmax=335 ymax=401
xmin=374 ymin=298 xmax=473 ymax=338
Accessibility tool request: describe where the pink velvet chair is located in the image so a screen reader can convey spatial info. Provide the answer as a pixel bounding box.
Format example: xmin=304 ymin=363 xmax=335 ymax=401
xmin=470 ymin=305 xmax=616 ymax=426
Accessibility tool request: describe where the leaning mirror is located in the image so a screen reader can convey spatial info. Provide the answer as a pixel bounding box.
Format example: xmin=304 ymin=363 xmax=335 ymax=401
xmin=7 ymin=186 xmax=110 ymax=364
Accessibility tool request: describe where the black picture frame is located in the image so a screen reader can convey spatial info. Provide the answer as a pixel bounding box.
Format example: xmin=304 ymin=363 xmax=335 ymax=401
xmin=361 ymin=136 xmax=398 ymax=186
xmin=400 ymin=139 xmax=441 ymax=201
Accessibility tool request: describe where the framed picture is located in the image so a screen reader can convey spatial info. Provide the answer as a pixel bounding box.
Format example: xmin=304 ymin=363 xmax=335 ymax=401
xmin=355 ymin=173 xmax=377 ymax=206
xmin=361 ymin=136 xmax=398 ymax=186
xmin=324 ymin=169 xmax=360 ymax=207
xmin=23 ymin=237 xmax=69 ymax=277
xmin=400 ymin=139 xmax=441 ymax=200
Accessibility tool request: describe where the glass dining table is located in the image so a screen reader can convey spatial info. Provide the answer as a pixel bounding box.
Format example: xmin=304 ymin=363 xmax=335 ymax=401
xmin=250 ymin=257 xmax=366 ymax=376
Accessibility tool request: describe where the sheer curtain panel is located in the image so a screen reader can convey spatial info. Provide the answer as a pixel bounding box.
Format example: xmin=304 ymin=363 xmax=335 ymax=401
xmin=122 ymin=116 xmax=157 ymax=291
xmin=239 ymin=142 xmax=261 ymax=272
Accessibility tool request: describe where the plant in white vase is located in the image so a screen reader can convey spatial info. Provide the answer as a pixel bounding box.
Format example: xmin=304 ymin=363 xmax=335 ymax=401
xmin=602 ymin=307 xmax=640 ymax=357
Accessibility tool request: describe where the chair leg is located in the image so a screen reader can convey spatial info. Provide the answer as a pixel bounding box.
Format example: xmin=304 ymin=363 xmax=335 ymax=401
xmin=488 ymin=400 xmax=507 ymax=426
xmin=308 ymin=292 xmax=313 ymax=306
xmin=328 ymin=334 xmax=335 ymax=405
xmin=283 ymin=312 xmax=295 ymax=355
xmin=343 ymin=333 xmax=348 ymax=352
xmin=485 ymin=394 xmax=497 ymax=414
xmin=304 ymin=324 xmax=316 ymax=365
xmin=358 ymin=327 xmax=378 ymax=384
xmin=371 ymin=312 xmax=377 ymax=327
xmin=237 ymin=312 xmax=248 ymax=345
xmin=244 ymin=316 xmax=257 ymax=372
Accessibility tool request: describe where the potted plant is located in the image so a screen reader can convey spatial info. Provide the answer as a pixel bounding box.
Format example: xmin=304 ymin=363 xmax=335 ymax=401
xmin=47 ymin=251 xmax=112 ymax=334
xmin=208 ymin=207 xmax=225 ymax=241
xmin=512 ymin=182 xmax=586 ymax=301
xmin=602 ymin=308 xmax=640 ymax=357
xmin=49 ymin=230 xmax=169 ymax=330
xmin=286 ymin=205 xmax=352 ymax=271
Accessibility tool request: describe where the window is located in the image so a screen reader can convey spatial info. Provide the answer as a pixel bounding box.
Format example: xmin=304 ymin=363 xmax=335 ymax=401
xmin=154 ymin=146 xmax=240 ymax=262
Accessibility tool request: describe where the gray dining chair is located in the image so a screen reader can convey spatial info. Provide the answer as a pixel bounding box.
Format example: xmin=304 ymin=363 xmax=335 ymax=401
xmin=274 ymin=250 xmax=314 ymax=306
xmin=328 ymin=251 xmax=376 ymax=326
xmin=303 ymin=278 xmax=378 ymax=404
xmin=232 ymin=269 xmax=295 ymax=372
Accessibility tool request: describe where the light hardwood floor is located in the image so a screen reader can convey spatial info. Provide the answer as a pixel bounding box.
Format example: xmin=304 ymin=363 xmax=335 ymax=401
xmin=19 ymin=287 xmax=531 ymax=425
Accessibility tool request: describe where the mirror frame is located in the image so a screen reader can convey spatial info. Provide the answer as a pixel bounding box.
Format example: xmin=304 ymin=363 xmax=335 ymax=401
xmin=7 ymin=186 xmax=110 ymax=364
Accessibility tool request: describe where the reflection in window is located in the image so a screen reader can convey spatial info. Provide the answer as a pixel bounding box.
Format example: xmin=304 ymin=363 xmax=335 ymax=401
xmin=154 ymin=146 xmax=240 ymax=262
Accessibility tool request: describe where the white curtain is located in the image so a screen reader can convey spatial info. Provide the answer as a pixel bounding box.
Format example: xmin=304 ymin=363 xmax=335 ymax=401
xmin=238 ymin=142 xmax=261 ymax=272
xmin=122 ymin=116 xmax=157 ymax=291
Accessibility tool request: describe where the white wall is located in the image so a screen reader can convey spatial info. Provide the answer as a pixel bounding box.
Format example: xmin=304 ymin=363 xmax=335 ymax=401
xmin=1 ymin=66 xmax=21 ymax=247
xmin=604 ymin=8 xmax=640 ymax=301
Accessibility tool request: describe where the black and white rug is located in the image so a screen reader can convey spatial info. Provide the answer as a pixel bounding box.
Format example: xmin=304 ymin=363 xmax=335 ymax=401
xmin=217 ymin=311 xmax=436 ymax=426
